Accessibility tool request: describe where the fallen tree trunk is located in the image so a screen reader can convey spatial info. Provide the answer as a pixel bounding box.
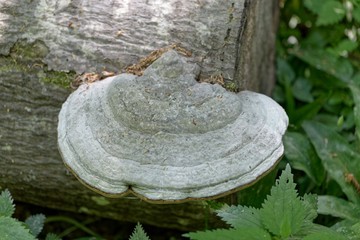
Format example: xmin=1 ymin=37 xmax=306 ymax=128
xmin=0 ymin=0 xmax=279 ymax=231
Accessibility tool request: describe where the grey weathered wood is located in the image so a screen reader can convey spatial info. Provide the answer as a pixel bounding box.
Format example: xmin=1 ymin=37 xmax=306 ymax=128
xmin=0 ymin=0 xmax=279 ymax=231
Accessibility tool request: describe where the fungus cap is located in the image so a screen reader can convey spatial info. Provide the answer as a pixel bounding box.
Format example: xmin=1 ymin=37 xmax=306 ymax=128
xmin=57 ymin=51 xmax=288 ymax=203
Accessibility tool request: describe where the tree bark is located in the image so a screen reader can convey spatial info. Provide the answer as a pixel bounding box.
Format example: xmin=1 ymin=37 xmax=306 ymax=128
xmin=0 ymin=0 xmax=279 ymax=231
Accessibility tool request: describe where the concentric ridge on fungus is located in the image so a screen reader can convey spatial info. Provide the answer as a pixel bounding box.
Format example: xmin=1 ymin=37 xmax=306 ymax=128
xmin=57 ymin=50 xmax=288 ymax=203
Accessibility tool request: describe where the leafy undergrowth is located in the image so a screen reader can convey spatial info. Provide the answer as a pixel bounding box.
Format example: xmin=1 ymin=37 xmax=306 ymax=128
xmin=0 ymin=189 xmax=59 ymax=240
xmin=129 ymin=223 xmax=151 ymax=240
xmin=184 ymin=165 xmax=359 ymax=240
xmin=1 ymin=192 xmax=186 ymax=240
xmin=274 ymin=0 xmax=360 ymax=239
xmin=4 ymin=165 xmax=358 ymax=239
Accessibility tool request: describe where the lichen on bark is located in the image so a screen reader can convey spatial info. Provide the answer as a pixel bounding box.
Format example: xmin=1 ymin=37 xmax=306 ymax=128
xmin=0 ymin=39 xmax=75 ymax=89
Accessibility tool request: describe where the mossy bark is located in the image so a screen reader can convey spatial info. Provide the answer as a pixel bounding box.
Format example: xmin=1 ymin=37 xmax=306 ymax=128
xmin=0 ymin=0 xmax=279 ymax=231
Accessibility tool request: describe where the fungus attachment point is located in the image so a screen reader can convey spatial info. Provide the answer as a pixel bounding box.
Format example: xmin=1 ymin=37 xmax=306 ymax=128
xmin=58 ymin=51 xmax=288 ymax=203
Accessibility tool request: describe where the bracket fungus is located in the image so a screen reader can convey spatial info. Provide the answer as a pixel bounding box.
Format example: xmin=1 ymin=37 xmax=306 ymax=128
xmin=57 ymin=50 xmax=288 ymax=203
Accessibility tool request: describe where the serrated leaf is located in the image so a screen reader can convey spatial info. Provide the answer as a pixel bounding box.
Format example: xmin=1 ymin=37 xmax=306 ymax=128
xmin=302 ymin=194 xmax=318 ymax=222
xmin=284 ymin=132 xmax=325 ymax=185
xmin=316 ymin=1 xmax=345 ymax=26
xmin=129 ymin=223 xmax=150 ymax=240
xmin=317 ymin=195 xmax=360 ymax=221
xmin=260 ymin=165 xmax=306 ymax=238
xmin=45 ymin=233 xmax=62 ymax=240
xmin=184 ymin=227 xmax=271 ymax=240
xmin=0 ymin=216 xmax=35 ymax=240
xmin=216 ymin=205 xmax=262 ymax=229
xmin=0 ymin=189 xmax=15 ymax=217
xmin=302 ymin=121 xmax=360 ymax=204
xmin=25 ymin=214 xmax=46 ymax=237
xmin=292 ymin=195 xmax=318 ymax=238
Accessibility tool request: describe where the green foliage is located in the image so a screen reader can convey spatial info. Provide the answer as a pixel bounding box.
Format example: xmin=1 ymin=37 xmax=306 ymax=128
xmin=25 ymin=214 xmax=46 ymax=237
xmin=129 ymin=223 xmax=151 ymax=240
xmin=349 ymin=79 xmax=360 ymax=140
xmin=304 ymin=0 xmax=327 ymax=14
xmin=277 ymin=0 xmax=360 ymax=239
xmin=0 ymin=217 xmax=36 ymax=240
xmin=0 ymin=189 xmax=61 ymax=240
xmin=284 ymin=132 xmax=325 ymax=185
xmin=317 ymin=195 xmax=360 ymax=221
xmin=316 ymin=1 xmax=345 ymax=26
xmin=0 ymin=189 xmax=15 ymax=217
xmin=45 ymin=233 xmax=62 ymax=240
xmin=216 ymin=205 xmax=262 ymax=228
xmin=260 ymin=165 xmax=308 ymax=237
xmin=302 ymin=121 xmax=360 ymax=204
xmin=185 ymin=165 xmax=351 ymax=239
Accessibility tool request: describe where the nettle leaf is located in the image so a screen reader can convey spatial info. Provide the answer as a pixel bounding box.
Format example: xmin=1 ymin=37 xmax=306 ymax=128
xmin=216 ymin=205 xmax=262 ymax=229
xmin=184 ymin=227 xmax=271 ymax=240
xmin=129 ymin=223 xmax=151 ymax=240
xmin=0 ymin=216 xmax=35 ymax=240
xmin=284 ymin=132 xmax=325 ymax=185
xmin=296 ymin=194 xmax=319 ymax=235
xmin=302 ymin=194 xmax=318 ymax=222
xmin=0 ymin=189 xmax=15 ymax=217
xmin=45 ymin=233 xmax=62 ymax=240
xmin=260 ymin=165 xmax=306 ymax=238
xmin=316 ymin=1 xmax=345 ymax=26
xmin=25 ymin=214 xmax=46 ymax=237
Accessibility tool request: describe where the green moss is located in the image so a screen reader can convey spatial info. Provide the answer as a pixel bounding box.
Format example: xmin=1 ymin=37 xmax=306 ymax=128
xmin=0 ymin=57 xmax=32 ymax=73
xmin=224 ymin=82 xmax=239 ymax=92
xmin=38 ymin=70 xmax=75 ymax=89
xmin=10 ymin=40 xmax=49 ymax=63
xmin=0 ymin=40 xmax=75 ymax=89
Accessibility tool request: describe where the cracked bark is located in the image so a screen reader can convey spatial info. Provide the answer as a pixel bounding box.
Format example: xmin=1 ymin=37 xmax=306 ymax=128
xmin=0 ymin=0 xmax=279 ymax=231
